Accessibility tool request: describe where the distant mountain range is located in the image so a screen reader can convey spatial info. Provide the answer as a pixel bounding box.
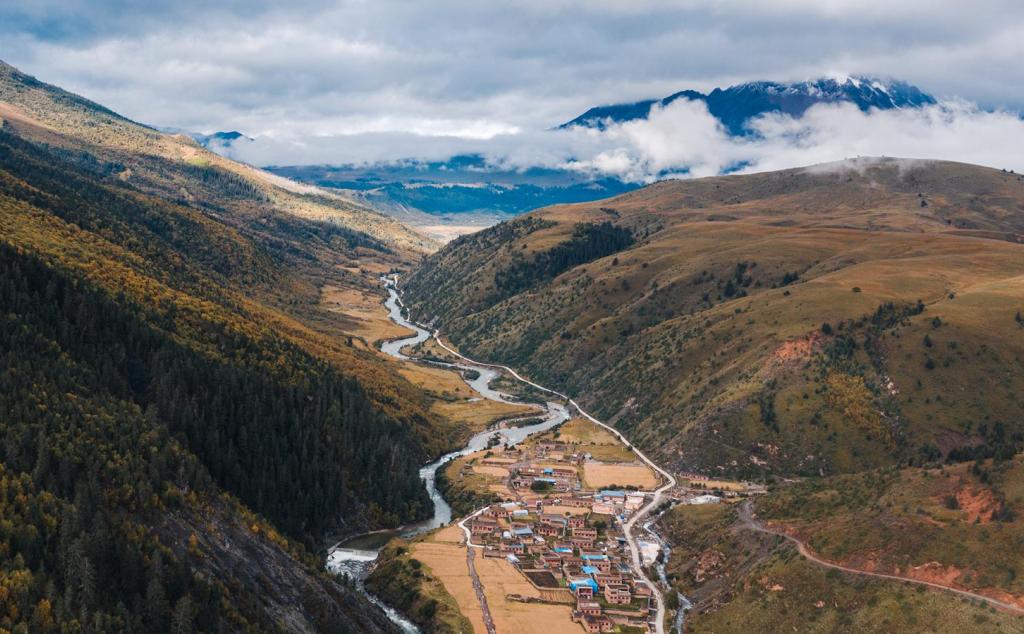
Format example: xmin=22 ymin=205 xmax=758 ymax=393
xmin=191 ymin=76 xmax=941 ymax=226
xmin=268 ymin=156 xmax=640 ymax=219
xmin=560 ymin=76 xmax=937 ymax=134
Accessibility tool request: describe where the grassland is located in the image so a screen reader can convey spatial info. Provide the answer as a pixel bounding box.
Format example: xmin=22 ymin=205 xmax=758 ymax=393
xmin=659 ymin=452 xmax=1024 ymax=632
xmin=756 ymin=455 xmax=1024 ymax=601
xmin=690 ymin=551 xmax=1024 ymax=633
xmin=403 ymin=158 xmax=1024 ymax=479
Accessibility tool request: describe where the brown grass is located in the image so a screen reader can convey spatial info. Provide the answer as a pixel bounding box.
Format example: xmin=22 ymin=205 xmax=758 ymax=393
xmin=583 ymin=462 xmax=659 ymax=489
xmin=320 ymin=285 xmax=410 ymax=344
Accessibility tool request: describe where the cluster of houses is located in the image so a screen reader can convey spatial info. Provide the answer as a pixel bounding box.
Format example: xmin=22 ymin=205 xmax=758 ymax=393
xmin=469 ymin=490 xmax=654 ymax=632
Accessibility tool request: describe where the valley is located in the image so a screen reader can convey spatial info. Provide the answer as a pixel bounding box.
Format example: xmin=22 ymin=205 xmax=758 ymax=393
xmin=2 ymin=26 xmax=1024 ymax=633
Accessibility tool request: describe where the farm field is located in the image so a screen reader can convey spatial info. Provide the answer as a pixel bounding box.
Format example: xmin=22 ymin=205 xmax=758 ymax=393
xmin=584 ymin=462 xmax=660 ymax=489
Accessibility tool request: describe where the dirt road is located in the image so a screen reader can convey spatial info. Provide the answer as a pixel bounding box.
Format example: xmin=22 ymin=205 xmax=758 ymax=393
xmin=737 ymin=500 xmax=1024 ymax=615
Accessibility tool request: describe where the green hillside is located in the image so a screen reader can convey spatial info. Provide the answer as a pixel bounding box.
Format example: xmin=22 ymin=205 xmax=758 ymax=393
xmin=403 ymin=158 xmax=1024 ymax=479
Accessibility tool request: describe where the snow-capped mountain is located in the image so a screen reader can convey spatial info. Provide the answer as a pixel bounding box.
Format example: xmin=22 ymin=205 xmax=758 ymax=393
xmin=560 ymin=76 xmax=937 ymax=134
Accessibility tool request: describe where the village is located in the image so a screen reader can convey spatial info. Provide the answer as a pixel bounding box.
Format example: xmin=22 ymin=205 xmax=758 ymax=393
xmin=454 ymin=421 xmax=754 ymax=633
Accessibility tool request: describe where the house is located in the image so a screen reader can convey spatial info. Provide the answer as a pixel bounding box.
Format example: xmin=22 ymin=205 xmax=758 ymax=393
xmin=536 ymin=523 xmax=562 ymax=538
xmin=573 ymin=584 xmax=594 ymax=599
xmin=564 ymin=496 xmax=592 ymax=508
xmin=540 ymin=514 xmax=568 ymax=527
xmin=485 ymin=504 xmax=509 ymax=518
xmin=501 ymin=542 xmax=525 ymax=554
xmin=625 ymin=494 xmax=646 ymax=511
xmin=577 ymin=600 xmax=602 ymax=617
xmin=527 ymin=542 xmax=548 ymax=555
xmin=511 ymin=526 xmax=534 ymax=539
xmin=581 ymin=614 xmax=614 ymax=633
xmin=572 ymin=527 xmax=597 ymax=540
xmin=471 ymin=519 xmax=500 ymax=536
xmin=569 ymin=577 xmax=599 ymax=597
xmin=594 ymin=572 xmax=623 ymax=587
xmin=604 ymin=583 xmax=631 ymax=605
xmin=567 ymin=516 xmax=586 ymax=529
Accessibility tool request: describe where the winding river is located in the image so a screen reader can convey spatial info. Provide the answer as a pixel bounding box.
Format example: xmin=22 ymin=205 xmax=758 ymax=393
xmin=326 ymin=278 xmax=569 ymax=632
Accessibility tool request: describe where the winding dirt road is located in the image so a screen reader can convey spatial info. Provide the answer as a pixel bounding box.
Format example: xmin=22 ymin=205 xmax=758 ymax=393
xmin=737 ymin=501 xmax=1024 ymax=615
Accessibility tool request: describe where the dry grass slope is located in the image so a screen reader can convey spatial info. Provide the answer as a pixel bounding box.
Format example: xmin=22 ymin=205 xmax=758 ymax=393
xmin=404 ymin=158 xmax=1024 ymax=478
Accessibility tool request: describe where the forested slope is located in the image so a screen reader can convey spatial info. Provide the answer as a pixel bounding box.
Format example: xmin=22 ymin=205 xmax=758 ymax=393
xmin=0 ymin=60 xmax=444 ymax=632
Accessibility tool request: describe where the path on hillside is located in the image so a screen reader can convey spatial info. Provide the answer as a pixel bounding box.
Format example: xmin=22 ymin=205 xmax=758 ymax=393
xmin=736 ymin=501 xmax=1024 ymax=615
xmin=392 ymin=278 xmax=676 ymax=634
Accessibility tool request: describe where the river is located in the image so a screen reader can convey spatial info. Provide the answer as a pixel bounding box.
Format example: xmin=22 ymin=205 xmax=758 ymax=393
xmin=326 ymin=277 xmax=569 ymax=632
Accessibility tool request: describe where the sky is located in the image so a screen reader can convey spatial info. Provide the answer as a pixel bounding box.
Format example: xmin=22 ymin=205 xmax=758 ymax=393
xmin=3 ymin=1 xmax=1023 ymax=178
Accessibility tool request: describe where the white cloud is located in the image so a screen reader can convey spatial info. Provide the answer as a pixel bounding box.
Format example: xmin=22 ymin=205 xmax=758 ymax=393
xmin=6 ymin=1 xmax=1021 ymax=174
xmin=218 ymin=96 xmax=1024 ymax=182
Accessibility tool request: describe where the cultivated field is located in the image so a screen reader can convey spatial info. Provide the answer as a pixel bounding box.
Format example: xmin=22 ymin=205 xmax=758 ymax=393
xmin=583 ymin=461 xmax=660 ymax=489
xmin=474 ymin=558 xmax=582 ymax=633
xmin=411 ymin=527 xmax=583 ymax=634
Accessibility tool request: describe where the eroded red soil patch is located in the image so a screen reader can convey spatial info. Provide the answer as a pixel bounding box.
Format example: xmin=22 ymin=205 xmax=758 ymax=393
xmin=955 ymin=486 xmax=998 ymax=524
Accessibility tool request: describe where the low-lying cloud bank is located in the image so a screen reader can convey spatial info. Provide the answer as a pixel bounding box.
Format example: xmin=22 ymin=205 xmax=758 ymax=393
xmin=219 ymin=98 xmax=1024 ymax=181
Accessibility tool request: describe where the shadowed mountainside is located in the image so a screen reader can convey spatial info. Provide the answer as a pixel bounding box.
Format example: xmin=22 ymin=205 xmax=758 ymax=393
xmin=0 ymin=59 xmax=457 ymax=632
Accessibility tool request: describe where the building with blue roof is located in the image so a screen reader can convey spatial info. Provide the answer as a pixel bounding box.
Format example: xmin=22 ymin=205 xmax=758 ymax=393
xmin=569 ymin=577 xmax=599 ymax=592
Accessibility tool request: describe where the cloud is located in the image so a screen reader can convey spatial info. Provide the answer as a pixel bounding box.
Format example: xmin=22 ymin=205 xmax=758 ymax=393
xmin=3 ymin=1 xmax=1022 ymax=172
xmin=216 ymin=95 xmax=1024 ymax=184
xmin=559 ymin=99 xmax=1024 ymax=180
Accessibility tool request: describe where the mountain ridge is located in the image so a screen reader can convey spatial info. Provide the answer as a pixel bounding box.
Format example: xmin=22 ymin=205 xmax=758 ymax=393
xmin=560 ymin=75 xmax=938 ymax=134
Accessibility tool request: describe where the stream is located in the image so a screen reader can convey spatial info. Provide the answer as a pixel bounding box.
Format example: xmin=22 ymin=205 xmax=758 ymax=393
xmin=326 ymin=277 xmax=569 ymax=632
xmin=643 ymin=510 xmax=692 ymax=634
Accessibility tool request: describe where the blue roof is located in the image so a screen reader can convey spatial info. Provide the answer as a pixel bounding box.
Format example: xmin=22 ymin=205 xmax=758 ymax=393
xmin=513 ymin=528 xmax=533 ymax=536
xmin=569 ymin=578 xmax=599 ymax=591
xmin=581 ymin=565 xmax=599 ymax=574
xmin=536 ymin=477 xmax=557 ymax=483
xmin=554 ymin=547 xmax=573 ymax=553
xmin=543 ymin=468 xmax=553 ymax=474
xmin=599 ymin=490 xmax=625 ymax=497
xmin=581 ymin=554 xmax=608 ymax=560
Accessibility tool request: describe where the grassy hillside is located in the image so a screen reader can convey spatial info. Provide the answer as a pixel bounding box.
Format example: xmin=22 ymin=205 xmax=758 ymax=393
xmin=0 ymin=60 xmax=435 ymax=254
xmin=403 ymin=158 xmax=1024 ymax=478
xmin=757 ymin=455 xmax=1024 ymax=600
xmin=0 ymin=60 xmax=455 ymax=632
xmin=660 ymin=454 xmax=1024 ymax=632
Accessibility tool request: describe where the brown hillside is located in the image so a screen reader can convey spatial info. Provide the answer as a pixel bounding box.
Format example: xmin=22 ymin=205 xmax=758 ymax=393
xmin=404 ymin=158 xmax=1024 ymax=478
